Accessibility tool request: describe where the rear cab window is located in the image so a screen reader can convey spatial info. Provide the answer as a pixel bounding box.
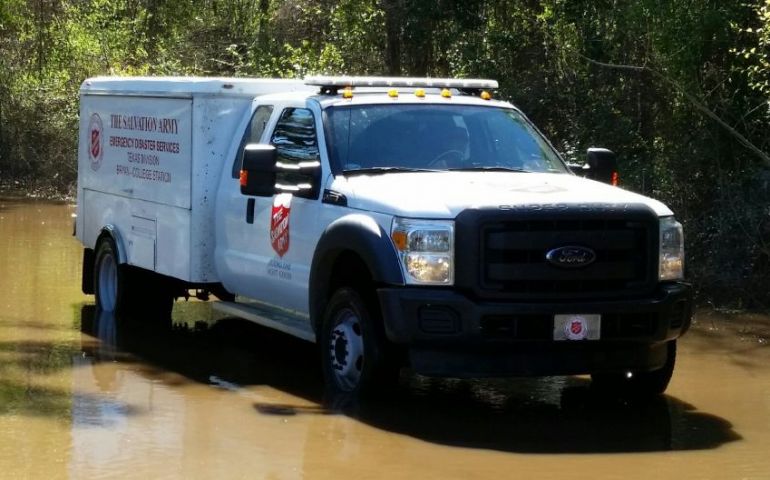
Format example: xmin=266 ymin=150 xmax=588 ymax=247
xmin=232 ymin=104 xmax=274 ymax=178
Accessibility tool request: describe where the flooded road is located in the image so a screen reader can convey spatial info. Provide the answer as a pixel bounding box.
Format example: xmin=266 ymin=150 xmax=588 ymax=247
xmin=0 ymin=197 xmax=768 ymax=479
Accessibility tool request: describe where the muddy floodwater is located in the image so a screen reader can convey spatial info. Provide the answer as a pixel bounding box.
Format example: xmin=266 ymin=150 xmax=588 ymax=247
xmin=1 ymin=197 xmax=770 ymax=479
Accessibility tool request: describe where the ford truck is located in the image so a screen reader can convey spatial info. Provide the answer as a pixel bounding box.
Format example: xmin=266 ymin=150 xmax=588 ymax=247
xmin=76 ymin=76 xmax=692 ymax=396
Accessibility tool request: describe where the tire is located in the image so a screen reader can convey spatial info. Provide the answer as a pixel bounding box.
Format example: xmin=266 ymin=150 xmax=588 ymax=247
xmin=320 ymin=287 xmax=399 ymax=396
xmin=94 ymin=237 xmax=131 ymax=313
xmin=93 ymin=236 xmax=173 ymax=320
xmin=591 ymin=340 xmax=677 ymax=398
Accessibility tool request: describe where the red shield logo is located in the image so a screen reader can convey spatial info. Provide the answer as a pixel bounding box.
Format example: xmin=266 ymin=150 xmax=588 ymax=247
xmin=570 ymin=320 xmax=583 ymax=335
xmin=270 ymin=198 xmax=291 ymax=257
xmin=91 ymin=129 xmax=101 ymax=158
xmin=88 ymin=113 xmax=103 ymax=171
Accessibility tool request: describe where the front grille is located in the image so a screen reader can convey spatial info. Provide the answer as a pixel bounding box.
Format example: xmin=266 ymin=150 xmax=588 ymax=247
xmin=455 ymin=204 xmax=658 ymax=300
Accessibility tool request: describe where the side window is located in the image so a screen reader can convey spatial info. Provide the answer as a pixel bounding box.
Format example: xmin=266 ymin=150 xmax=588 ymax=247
xmin=232 ymin=105 xmax=274 ymax=179
xmin=270 ymin=108 xmax=321 ymax=198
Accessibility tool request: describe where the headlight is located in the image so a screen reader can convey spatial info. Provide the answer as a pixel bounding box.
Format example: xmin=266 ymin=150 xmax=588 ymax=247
xmin=659 ymin=216 xmax=684 ymax=281
xmin=391 ymin=218 xmax=454 ymax=285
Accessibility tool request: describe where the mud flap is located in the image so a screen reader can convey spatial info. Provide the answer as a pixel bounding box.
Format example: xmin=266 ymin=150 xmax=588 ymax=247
xmin=82 ymin=248 xmax=95 ymax=294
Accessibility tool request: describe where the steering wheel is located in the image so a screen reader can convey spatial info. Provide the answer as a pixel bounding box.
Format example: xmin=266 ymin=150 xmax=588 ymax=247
xmin=428 ymin=150 xmax=464 ymax=169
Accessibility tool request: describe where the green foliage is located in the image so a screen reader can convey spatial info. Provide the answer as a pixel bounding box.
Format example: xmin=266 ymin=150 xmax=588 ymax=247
xmin=1 ymin=0 xmax=769 ymax=305
xmin=735 ymin=0 xmax=770 ymax=100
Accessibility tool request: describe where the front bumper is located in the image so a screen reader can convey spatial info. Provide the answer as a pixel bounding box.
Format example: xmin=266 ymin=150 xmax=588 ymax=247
xmin=377 ymin=282 xmax=692 ymax=377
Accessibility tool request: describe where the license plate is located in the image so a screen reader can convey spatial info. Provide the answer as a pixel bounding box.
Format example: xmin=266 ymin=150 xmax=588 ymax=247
xmin=554 ymin=314 xmax=601 ymax=341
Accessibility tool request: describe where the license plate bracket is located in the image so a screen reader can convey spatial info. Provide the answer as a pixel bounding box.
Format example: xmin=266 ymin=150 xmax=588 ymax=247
xmin=554 ymin=314 xmax=601 ymax=341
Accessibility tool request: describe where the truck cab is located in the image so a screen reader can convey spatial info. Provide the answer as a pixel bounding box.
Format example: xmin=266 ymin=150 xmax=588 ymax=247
xmin=76 ymin=76 xmax=692 ymax=397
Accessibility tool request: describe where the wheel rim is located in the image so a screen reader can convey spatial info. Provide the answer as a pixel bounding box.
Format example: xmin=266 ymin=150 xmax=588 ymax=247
xmin=328 ymin=308 xmax=364 ymax=392
xmin=97 ymin=251 xmax=118 ymax=312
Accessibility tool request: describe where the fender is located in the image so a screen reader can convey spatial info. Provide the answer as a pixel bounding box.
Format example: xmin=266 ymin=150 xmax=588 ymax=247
xmin=309 ymin=214 xmax=404 ymax=327
xmin=98 ymin=224 xmax=128 ymax=264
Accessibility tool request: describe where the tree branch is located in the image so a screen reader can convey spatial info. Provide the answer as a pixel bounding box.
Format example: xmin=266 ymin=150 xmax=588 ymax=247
xmin=581 ymin=54 xmax=770 ymax=168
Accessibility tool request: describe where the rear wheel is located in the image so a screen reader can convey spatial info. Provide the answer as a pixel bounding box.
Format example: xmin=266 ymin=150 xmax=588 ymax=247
xmin=94 ymin=237 xmax=130 ymax=313
xmin=321 ymin=288 xmax=399 ymax=396
xmin=591 ymin=340 xmax=677 ymax=397
xmin=93 ymin=237 xmax=173 ymax=319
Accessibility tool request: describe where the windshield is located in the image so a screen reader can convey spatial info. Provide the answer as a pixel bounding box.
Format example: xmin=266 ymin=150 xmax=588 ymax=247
xmin=325 ymin=104 xmax=567 ymax=174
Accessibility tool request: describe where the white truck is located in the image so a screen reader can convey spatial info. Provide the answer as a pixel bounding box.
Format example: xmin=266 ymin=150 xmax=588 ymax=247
xmin=76 ymin=76 xmax=692 ymax=396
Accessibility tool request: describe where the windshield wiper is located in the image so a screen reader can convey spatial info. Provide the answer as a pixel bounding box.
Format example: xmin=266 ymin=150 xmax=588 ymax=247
xmin=342 ymin=167 xmax=439 ymax=176
xmin=447 ymin=166 xmax=531 ymax=173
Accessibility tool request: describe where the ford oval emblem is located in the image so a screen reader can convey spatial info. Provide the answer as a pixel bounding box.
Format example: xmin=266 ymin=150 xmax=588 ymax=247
xmin=545 ymin=246 xmax=596 ymax=268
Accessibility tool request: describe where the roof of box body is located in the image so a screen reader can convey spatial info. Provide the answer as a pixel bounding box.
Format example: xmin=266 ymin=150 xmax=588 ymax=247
xmin=80 ymin=76 xmax=511 ymax=108
xmin=80 ymin=76 xmax=316 ymax=97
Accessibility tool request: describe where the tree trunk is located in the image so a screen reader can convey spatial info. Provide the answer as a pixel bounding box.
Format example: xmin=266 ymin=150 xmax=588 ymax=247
xmin=258 ymin=0 xmax=270 ymax=50
xmin=381 ymin=0 xmax=401 ymax=75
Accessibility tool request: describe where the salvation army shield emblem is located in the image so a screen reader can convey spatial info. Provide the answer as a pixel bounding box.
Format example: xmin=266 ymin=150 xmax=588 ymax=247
xmin=270 ymin=195 xmax=291 ymax=257
xmin=571 ymin=320 xmax=583 ymax=335
xmin=565 ymin=316 xmax=588 ymax=340
xmin=88 ymin=113 xmax=103 ymax=171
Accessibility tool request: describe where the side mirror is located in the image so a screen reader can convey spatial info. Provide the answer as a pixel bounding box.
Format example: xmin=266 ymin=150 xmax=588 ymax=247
xmin=580 ymin=148 xmax=618 ymax=185
xmin=240 ymin=144 xmax=277 ymax=196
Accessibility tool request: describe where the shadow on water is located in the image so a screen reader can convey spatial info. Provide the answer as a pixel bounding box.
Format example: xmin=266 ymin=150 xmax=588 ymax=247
xmin=0 ymin=197 xmax=18 ymax=210
xmin=79 ymin=304 xmax=324 ymax=392
xmin=0 ymin=320 xmax=140 ymax=421
xmin=325 ymin=381 xmax=740 ymax=454
xmin=0 ymin=196 xmax=66 ymax=212
xmin=0 ymin=379 xmax=74 ymax=419
xmin=78 ymin=304 xmax=741 ymax=455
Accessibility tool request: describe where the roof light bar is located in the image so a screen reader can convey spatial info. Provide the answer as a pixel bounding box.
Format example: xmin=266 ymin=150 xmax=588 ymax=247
xmin=304 ymin=76 xmax=498 ymax=90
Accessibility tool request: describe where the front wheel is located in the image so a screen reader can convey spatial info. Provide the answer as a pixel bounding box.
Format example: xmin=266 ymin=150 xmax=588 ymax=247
xmin=591 ymin=340 xmax=677 ymax=397
xmin=320 ymin=288 xmax=398 ymax=395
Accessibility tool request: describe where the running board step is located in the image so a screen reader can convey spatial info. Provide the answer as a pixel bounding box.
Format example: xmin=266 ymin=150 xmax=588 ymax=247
xmin=213 ymin=300 xmax=316 ymax=343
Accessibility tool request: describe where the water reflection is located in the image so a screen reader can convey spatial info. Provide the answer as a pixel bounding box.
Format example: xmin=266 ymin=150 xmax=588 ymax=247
xmin=347 ymin=382 xmax=738 ymax=453
xmin=0 ymin=197 xmax=770 ymax=479
xmin=76 ymin=305 xmax=739 ymax=463
xmin=252 ymin=377 xmax=740 ymax=455
xmin=0 ymin=199 xmax=760 ymax=478
xmin=74 ymin=307 xmax=190 ymax=477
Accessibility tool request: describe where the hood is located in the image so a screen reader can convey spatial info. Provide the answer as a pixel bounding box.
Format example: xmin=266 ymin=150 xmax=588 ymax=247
xmin=328 ymin=172 xmax=673 ymax=218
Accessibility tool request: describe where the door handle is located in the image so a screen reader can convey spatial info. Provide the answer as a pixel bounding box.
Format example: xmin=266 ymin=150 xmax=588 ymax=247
xmin=246 ymin=198 xmax=255 ymax=224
